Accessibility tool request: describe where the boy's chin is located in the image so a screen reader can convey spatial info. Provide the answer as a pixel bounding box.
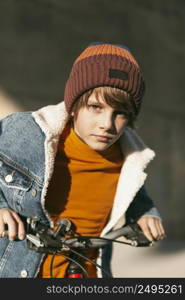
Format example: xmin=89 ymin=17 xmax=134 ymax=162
xmin=88 ymin=142 xmax=113 ymax=152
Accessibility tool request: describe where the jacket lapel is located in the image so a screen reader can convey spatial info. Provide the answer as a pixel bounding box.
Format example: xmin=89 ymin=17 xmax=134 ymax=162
xmin=32 ymin=102 xmax=69 ymax=225
xmin=100 ymin=128 xmax=155 ymax=236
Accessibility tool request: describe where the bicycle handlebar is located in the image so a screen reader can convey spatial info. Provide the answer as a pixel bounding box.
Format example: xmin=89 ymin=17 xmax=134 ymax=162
xmin=25 ymin=217 xmax=153 ymax=253
xmin=2 ymin=217 xmax=153 ymax=278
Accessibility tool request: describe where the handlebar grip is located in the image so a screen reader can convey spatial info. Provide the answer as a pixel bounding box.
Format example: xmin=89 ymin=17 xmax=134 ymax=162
xmin=101 ymin=223 xmax=152 ymax=247
xmin=122 ymin=224 xmax=153 ymax=247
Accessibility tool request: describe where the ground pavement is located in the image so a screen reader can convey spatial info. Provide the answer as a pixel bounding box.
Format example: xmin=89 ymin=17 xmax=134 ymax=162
xmin=112 ymin=239 xmax=185 ymax=277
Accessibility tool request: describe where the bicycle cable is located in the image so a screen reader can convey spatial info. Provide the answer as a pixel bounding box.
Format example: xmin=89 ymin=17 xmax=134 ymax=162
xmin=49 ymin=250 xmax=89 ymax=278
xmin=63 ymin=244 xmax=111 ymax=277
xmin=50 ymin=250 xmax=57 ymax=278
xmin=56 ymin=233 xmax=134 ymax=277
xmin=66 ymin=235 xmax=133 ymax=246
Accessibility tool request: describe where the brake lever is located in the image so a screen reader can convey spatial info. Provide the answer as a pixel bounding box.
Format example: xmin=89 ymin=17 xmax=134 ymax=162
xmin=26 ymin=217 xmax=74 ymax=252
xmin=126 ymin=223 xmax=153 ymax=247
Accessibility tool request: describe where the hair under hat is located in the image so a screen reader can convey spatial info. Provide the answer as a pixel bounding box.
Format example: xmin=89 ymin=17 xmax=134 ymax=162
xmin=64 ymin=42 xmax=145 ymax=115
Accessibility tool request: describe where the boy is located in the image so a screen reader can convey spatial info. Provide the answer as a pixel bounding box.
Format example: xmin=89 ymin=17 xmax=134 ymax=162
xmin=0 ymin=42 xmax=165 ymax=278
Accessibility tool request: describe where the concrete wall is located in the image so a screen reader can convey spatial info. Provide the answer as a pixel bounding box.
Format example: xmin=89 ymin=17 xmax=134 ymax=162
xmin=0 ymin=0 xmax=184 ymax=238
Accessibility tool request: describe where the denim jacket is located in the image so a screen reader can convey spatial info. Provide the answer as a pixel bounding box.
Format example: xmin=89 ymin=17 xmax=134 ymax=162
xmin=0 ymin=102 xmax=160 ymax=278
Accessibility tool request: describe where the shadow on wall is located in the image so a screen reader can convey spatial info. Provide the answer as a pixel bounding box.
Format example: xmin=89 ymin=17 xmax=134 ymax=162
xmin=0 ymin=88 xmax=23 ymax=119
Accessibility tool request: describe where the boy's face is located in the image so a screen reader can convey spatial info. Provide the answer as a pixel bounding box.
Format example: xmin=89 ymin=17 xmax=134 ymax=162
xmin=72 ymin=91 xmax=128 ymax=151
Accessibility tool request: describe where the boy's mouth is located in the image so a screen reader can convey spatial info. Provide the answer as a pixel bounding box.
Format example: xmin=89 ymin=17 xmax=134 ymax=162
xmin=92 ymin=134 xmax=113 ymax=142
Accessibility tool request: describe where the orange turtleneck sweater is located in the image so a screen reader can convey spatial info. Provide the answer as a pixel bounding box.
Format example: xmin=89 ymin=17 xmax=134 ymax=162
xmin=38 ymin=125 xmax=123 ymax=278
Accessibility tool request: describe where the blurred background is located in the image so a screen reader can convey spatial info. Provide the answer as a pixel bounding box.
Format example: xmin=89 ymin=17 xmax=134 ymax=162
xmin=0 ymin=0 xmax=184 ymax=277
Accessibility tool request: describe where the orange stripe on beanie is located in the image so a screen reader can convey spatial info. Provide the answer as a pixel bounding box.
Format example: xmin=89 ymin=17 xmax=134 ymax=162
xmin=64 ymin=42 xmax=145 ymax=115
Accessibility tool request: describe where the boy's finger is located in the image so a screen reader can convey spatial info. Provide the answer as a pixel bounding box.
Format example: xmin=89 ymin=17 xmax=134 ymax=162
xmin=12 ymin=211 xmax=26 ymax=240
xmin=147 ymin=219 xmax=161 ymax=240
xmin=0 ymin=217 xmax=5 ymax=237
xmin=157 ymin=220 xmax=166 ymax=239
xmin=139 ymin=223 xmax=154 ymax=241
xmin=5 ymin=217 xmax=18 ymax=241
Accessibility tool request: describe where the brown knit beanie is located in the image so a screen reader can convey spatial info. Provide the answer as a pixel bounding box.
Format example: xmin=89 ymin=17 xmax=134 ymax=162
xmin=64 ymin=42 xmax=145 ymax=115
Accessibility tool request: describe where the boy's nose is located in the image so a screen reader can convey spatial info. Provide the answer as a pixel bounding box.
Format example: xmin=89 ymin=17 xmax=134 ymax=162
xmin=99 ymin=113 xmax=114 ymax=130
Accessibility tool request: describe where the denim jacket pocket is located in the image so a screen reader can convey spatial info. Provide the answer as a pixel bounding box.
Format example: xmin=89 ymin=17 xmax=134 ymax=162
xmin=0 ymin=159 xmax=32 ymax=212
xmin=0 ymin=160 xmax=32 ymax=191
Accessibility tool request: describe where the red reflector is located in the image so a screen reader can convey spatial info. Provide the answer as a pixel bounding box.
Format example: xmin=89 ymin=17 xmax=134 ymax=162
xmin=67 ymin=273 xmax=83 ymax=278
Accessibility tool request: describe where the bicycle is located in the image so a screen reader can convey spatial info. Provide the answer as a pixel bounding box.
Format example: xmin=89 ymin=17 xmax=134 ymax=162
xmin=25 ymin=217 xmax=153 ymax=278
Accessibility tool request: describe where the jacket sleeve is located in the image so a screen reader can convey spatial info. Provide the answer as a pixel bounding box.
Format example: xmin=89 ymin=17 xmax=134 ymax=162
xmin=0 ymin=115 xmax=13 ymax=210
xmin=125 ymin=185 xmax=161 ymax=224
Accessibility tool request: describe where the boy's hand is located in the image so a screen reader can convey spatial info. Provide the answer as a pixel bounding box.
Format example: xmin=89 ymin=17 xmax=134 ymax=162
xmin=0 ymin=208 xmax=26 ymax=241
xmin=137 ymin=216 xmax=165 ymax=242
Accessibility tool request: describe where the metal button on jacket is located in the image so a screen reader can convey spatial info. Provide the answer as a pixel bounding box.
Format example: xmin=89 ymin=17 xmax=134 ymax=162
xmin=20 ymin=269 xmax=28 ymax=278
xmin=5 ymin=174 xmax=13 ymax=183
xmin=31 ymin=188 xmax=37 ymax=197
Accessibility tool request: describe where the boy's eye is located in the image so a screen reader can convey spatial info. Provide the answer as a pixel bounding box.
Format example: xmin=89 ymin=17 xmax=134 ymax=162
xmin=88 ymin=104 xmax=102 ymax=110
